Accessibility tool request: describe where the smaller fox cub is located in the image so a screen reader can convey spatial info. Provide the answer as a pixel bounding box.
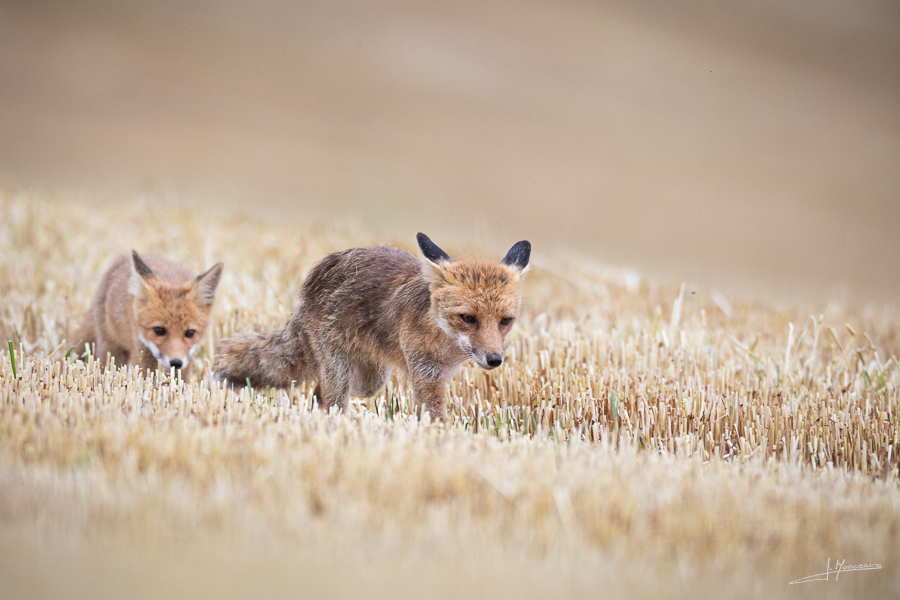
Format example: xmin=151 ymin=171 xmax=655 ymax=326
xmin=74 ymin=251 xmax=224 ymax=378
xmin=215 ymin=233 xmax=530 ymax=419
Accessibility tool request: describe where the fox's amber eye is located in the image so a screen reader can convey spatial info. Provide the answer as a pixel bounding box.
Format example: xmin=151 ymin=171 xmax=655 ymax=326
xmin=500 ymin=317 xmax=514 ymax=327
xmin=153 ymin=326 xmax=166 ymax=336
xmin=185 ymin=329 xmax=196 ymax=338
xmin=459 ymin=314 xmax=477 ymax=325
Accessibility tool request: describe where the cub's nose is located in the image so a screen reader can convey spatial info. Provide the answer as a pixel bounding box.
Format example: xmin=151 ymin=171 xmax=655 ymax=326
xmin=169 ymin=359 xmax=183 ymax=369
xmin=486 ymin=354 xmax=503 ymax=369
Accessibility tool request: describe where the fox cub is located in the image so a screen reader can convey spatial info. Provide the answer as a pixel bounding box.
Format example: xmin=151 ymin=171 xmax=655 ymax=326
xmin=74 ymin=251 xmax=224 ymax=378
xmin=215 ymin=233 xmax=530 ymax=419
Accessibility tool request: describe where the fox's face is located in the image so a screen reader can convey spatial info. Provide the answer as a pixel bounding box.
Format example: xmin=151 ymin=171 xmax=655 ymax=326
xmin=130 ymin=252 xmax=223 ymax=372
xmin=418 ymin=234 xmax=530 ymax=370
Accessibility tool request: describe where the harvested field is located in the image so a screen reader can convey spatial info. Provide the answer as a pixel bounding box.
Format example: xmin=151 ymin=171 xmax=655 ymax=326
xmin=1 ymin=190 xmax=898 ymax=598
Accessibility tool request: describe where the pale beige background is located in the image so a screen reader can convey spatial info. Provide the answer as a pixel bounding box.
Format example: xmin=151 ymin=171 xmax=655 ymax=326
xmin=1 ymin=0 xmax=898 ymax=301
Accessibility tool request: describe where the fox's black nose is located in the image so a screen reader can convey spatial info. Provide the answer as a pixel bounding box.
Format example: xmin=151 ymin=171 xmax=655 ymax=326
xmin=486 ymin=354 xmax=503 ymax=368
xmin=169 ymin=359 xmax=183 ymax=369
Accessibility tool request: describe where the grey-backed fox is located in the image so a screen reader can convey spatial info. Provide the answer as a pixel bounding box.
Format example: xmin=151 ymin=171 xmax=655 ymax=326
xmin=214 ymin=233 xmax=530 ymax=419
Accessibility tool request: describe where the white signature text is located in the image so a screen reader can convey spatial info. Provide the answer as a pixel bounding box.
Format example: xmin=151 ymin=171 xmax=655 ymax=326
xmin=790 ymin=558 xmax=883 ymax=585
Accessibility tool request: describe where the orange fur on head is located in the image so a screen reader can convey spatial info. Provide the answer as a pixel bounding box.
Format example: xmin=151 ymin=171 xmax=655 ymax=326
xmin=427 ymin=259 xmax=524 ymax=370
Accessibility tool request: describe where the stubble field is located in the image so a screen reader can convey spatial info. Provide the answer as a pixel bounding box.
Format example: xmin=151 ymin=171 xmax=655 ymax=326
xmin=1 ymin=190 xmax=899 ymax=598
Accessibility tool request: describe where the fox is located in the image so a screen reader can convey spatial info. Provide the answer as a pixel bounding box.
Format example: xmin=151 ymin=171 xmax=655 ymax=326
xmin=214 ymin=233 xmax=530 ymax=419
xmin=73 ymin=250 xmax=224 ymax=378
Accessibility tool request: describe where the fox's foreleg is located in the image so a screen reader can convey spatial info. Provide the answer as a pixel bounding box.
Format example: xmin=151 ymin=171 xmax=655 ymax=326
xmin=407 ymin=357 xmax=450 ymax=421
xmin=72 ymin=311 xmax=97 ymax=359
xmin=93 ymin=336 xmax=129 ymax=371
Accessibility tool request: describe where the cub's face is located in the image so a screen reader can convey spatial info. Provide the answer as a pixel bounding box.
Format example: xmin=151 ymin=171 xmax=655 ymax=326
xmin=134 ymin=284 xmax=210 ymax=371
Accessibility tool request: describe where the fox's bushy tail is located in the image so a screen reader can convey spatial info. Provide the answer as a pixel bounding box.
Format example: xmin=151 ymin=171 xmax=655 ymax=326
xmin=215 ymin=325 xmax=314 ymax=389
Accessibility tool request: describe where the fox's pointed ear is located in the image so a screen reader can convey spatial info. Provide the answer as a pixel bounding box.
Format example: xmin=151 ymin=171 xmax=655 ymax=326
xmin=128 ymin=250 xmax=156 ymax=297
xmin=192 ymin=262 xmax=224 ymax=307
xmin=132 ymin=250 xmax=155 ymax=279
xmin=417 ymin=232 xmax=452 ymax=267
xmin=500 ymin=240 xmax=531 ymax=273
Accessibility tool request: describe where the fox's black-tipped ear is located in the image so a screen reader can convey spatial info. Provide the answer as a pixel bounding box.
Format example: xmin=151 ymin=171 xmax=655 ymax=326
xmin=417 ymin=232 xmax=452 ymax=266
xmin=500 ymin=240 xmax=531 ymax=272
xmin=131 ymin=250 xmax=155 ymax=279
xmin=193 ymin=262 xmax=224 ymax=307
xmin=129 ymin=250 xmax=156 ymax=298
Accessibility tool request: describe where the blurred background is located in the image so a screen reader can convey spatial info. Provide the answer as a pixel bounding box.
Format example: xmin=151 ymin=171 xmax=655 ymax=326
xmin=1 ymin=0 xmax=898 ymax=302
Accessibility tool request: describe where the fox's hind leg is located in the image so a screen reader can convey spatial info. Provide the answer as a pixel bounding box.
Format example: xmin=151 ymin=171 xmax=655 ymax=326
xmin=314 ymin=352 xmax=351 ymax=411
xmin=349 ymin=361 xmax=389 ymax=398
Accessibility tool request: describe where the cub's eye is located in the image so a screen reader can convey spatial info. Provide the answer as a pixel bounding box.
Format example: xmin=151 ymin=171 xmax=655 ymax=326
xmin=152 ymin=327 xmax=167 ymax=336
xmin=185 ymin=329 xmax=196 ymax=338
xmin=500 ymin=317 xmax=514 ymax=327
xmin=459 ymin=314 xmax=477 ymax=325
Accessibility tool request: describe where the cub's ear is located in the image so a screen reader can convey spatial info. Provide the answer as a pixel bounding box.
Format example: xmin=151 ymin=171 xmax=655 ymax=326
xmin=193 ymin=262 xmax=224 ymax=308
xmin=416 ymin=232 xmax=452 ymax=267
xmin=131 ymin=250 xmax=155 ymax=279
xmin=500 ymin=240 xmax=531 ymax=273
xmin=128 ymin=250 xmax=156 ymax=298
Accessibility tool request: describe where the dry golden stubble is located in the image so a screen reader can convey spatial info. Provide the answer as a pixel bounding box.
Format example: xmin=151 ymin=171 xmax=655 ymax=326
xmin=1 ymin=190 xmax=898 ymax=597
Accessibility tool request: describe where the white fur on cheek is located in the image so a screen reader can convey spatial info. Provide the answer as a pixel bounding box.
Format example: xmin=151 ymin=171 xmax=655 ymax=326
xmin=459 ymin=334 xmax=489 ymax=368
xmin=435 ymin=315 xmax=454 ymax=338
xmin=457 ymin=333 xmax=470 ymax=349
xmin=138 ymin=334 xmax=162 ymax=360
xmin=188 ymin=344 xmax=201 ymax=361
xmin=459 ymin=333 xmax=482 ymax=363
